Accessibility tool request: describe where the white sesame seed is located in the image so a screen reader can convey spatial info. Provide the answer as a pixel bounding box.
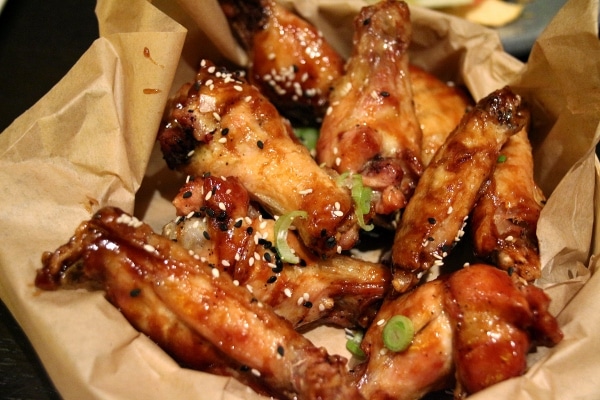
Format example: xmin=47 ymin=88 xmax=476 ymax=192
xmin=505 ymin=235 xmax=515 ymax=242
xmin=259 ymin=221 xmax=268 ymax=230
xmin=187 ymin=149 xmax=195 ymax=157
xmin=337 ymin=245 xmax=342 ymax=254
xmin=246 ymin=284 xmax=254 ymax=293
xmin=333 ymin=147 xmax=339 ymax=155
xmin=212 ymin=112 xmax=221 ymax=121
xmin=222 ymin=260 xmax=230 ymax=267
xmin=186 ymin=211 xmax=195 ymax=219
xmin=233 ymin=279 xmax=240 ymax=286
xmin=251 ymin=368 xmax=261 ymax=377
xmin=244 ymin=95 xmax=252 ymax=102
xmin=234 ymin=253 xmax=241 ymax=261
xmin=212 ymin=268 xmax=220 ymax=278
xmin=143 ymin=244 xmax=156 ymax=253
xmin=284 ymin=288 xmax=293 ymax=298
xmin=218 ymin=202 xmax=226 ymax=211
xmin=298 ymin=188 xmax=313 ymax=195
xmin=205 ymin=191 xmax=212 ymax=201
xmin=433 ymin=253 xmax=443 ymax=260
xmin=447 ymin=206 xmax=453 ymax=214
xmin=303 ymin=292 xmax=310 ymax=301
xmin=376 ymin=318 xmax=386 ymax=326
xmin=249 ymin=257 xmax=255 ymax=266
xmin=233 ymin=85 xmax=243 ymax=91
xmin=267 ymin=52 xmax=276 ymax=60
xmin=318 ymin=303 xmax=325 ymax=312
xmin=379 ymin=348 xmax=389 ymax=356
xmin=335 ymin=157 xmax=341 ymax=166
xmin=333 ymin=210 xmax=344 ymax=217
xmin=218 ymin=137 xmax=227 ymax=143
xmin=207 ymin=66 xmax=215 ymax=73
xmin=297 ymin=297 xmax=305 ymax=306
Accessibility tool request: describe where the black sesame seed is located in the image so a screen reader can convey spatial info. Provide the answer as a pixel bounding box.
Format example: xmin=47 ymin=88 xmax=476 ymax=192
xmin=202 ymin=171 xmax=211 ymax=178
xmin=320 ymin=229 xmax=328 ymax=237
xmin=240 ymin=365 xmax=250 ymax=372
xmin=267 ymin=275 xmax=277 ymax=284
xmin=221 ymin=127 xmax=229 ymax=135
xmin=507 ymin=266 xmax=515 ymax=276
xmin=218 ymin=223 xmax=228 ymax=231
xmin=303 ymin=301 xmax=313 ymax=308
xmin=203 ymin=231 xmax=211 ymax=240
xmin=257 ymin=140 xmax=264 ymax=149
xmin=246 ymin=227 xmax=254 ymax=235
xmin=258 ymin=238 xmax=272 ymax=249
xmin=427 ymin=236 xmax=435 ymax=241
xmin=182 ymin=191 xmax=193 ymax=199
xmin=326 ymin=236 xmax=337 ymax=248
xmin=363 ymin=17 xmax=371 ymax=25
xmin=129 ymin=288 xmax=141 ymax=297
xmin=193 ymin=81 xmax=201 ymax=90
xmin=428 ymin=217 xmax=437 ymax=224
xmin=277 ymin=345 xmax=285 ymax=357
xmin=380 ymin=91 xmax=390 ymax=97
xmin=234 ymin=219 xmax=243 ymax=228
xmin=292 ymin=64 xmax=299 ymax=72
xmin=217 ymin=211 xmax=227 ymax=220
xmin=264 ymin=252 xmax=272 ymax=262
xmin=206 ymin=208 xmax=216 ymax=218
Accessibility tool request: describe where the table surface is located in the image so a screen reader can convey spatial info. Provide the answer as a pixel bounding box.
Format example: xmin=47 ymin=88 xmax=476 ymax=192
xmin=0 ymin=0 xmax=583 ymax=399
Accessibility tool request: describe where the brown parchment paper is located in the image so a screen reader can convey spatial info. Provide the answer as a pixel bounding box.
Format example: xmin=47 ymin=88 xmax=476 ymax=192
xmin=0 ymin=0 xmax=598 ymax=399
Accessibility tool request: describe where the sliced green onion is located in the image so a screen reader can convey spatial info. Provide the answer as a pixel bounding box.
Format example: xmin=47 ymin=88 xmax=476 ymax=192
xmin=382 ymin=315 xmax=414 ymax=352
xmin=497 ymin=154 xmax=507 ymax=163
xmin=345 ymin=329 xmax=366 ymax=359
xmin=274 ymin=210 xmax=308 ymax=264
xmin=351 ymin=174 xmax=374 ymax=231
xmin=293 ymin=127 xmax=319 ymax=151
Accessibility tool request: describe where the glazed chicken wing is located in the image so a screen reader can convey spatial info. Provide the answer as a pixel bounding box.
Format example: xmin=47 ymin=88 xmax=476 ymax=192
xmin=391 ymin=86 xmax=530 ymax=293
xmin=219 ymin=0 xmax=345 ymax=125
xmin=355 ymin=264 xmax=562 ymax=399
xmin=315 ymin=0 xmax=423 ymax=216
xmin=158 ymin=59 xmax=361 ymax=256
xmin=36 ymin=207 xmax=364 ymax=400
xmin=409 ymin=64 xmax=473 ymax=167
xmin=164 ymin=174 xmax=390 ymax=330
xmin=356 ymin=279 xmax=454 ymax=400
xmin=471 ymin=128 xmax=546 ymax=281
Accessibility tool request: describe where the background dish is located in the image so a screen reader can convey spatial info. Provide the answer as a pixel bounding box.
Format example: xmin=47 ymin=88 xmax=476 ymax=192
xmin=495 ymin=0 xmax=567 ymax=58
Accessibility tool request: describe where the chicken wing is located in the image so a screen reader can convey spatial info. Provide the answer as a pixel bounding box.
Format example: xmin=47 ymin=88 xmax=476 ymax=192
xmin=391 ymin=86 xmax=530 ymax=293
xmin=164 ymin=174 xmax=390 ymax=330
xmin=356 ymin=279 xmax=454 ymax=400
xmin=409 ymin=64 xmax=473 ymax=167
xmin=157 ymin=59 xmax=361 ymax=256
xmin=36 ymin=207 xmax=365 ymax=400
xmin=354 ymin=264 xmax=562 ymax=399
xmin=445 ymin=264 xmax=563 ymax=397
xmin=315 ymin=0 xmax=423 ymax=216
xmin=219 ymin=0 xmax=345 ymax=126
xmin=471 ymin=128 xmax=545 ymax=281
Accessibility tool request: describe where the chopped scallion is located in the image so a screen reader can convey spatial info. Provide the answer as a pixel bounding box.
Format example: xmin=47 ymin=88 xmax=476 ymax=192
xmin=351 ymin=174 xmax=374 ymax=231
xmin=382 ymin=315 xmax=414 ymax=352
xmin=345 ymin=330 xmax=366 ymax=359
xmin=274 ymin=210 xmax=307 ymax=264
xmin=497 ymin=154 xmax=507 ymax=163
xmin=293 ymin=127 xmax=319 ymax=151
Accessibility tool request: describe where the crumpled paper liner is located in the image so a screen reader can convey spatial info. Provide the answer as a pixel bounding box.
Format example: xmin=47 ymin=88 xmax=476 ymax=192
xmin=0 ymin=0 xmax=598 ymax=399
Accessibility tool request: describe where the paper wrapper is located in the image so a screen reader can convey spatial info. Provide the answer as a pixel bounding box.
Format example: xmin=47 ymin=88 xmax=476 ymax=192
xmin=0 ymin=0 xmax=598 ymax=398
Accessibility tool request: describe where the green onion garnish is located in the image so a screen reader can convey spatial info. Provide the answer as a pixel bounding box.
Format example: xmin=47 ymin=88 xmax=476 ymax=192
xmin=274 ymin=210 xmax=308 ymax=264
xmin=497 ymin=154 xmax=507 ymax=163
xmin=345 ymin=329 xmax=366 ymax=359
xmin=382 ymin=315 xmax=414 ymax=352
xmin=351 ymin=174 xmax=374 ymax=231
xmin=293 ymin=127 xmax=319 ymax=151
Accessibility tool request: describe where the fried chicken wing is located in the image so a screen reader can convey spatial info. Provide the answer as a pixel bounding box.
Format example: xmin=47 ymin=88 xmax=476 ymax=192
xmin=356 ymin=279 xmax=454 ymax=400
xmin=219 ymin=0 xmax=345 ymax=125
xmin=409 ymin=64 xmax=473 ymax=167
xmin=315 ymin=0 xmax=423 ymax=216
xmin=354 ymin=264 xmax=562 ymax=399
xmin=36 ymin=207 xmax=364 ymax=400
xmin=445 ymin=264 xmax=563 ymax=397
xmin=391 ymin=86 xmax=530 ymax=292
xmin=158 ymin=59 xmax=361 ymax=256
xmin=164 ymin=174 xmax=390 ymax=330
xmin=471 ymin=128 xmax=545 ymax=281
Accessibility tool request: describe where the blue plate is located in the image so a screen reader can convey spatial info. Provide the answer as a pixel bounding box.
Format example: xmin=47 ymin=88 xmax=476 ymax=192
xmin=496 ymin=0 xmax=568 ymax=57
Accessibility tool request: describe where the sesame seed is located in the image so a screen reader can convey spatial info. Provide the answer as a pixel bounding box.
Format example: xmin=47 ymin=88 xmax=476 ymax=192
xmin=297 ymin=297 xmax=305 ymax=306
xmin=318 ymin=303 xmax=325 ymax=311
xmin=218 ymin=202 xmax=226 ymax=211
xmin=222 ymin=260 xmax=230 ymax=267
xmin=333 ymin=210 xmax=344 ymax=217
xmin=143 ymin=244 xmax=156 ymax=253
xmin=334 ymin=202 xmax=341 ymax=210
xmin=233 ymin=85 xmax=243 ymax=91
xmin=249 ymin=257 xmax=255 ymax=266
xmin=205 ymin=191 xmax=212 ymax=201
xmin=207 ymin=66 xmax=215 ymax=73
xmin=298 ymin=188 xmax=313 ymax=195
xmin=187 ymin=150 xmax=195 ymax=157
xmin=212 ymin=268 xmax=220 ymax=278
xmin=212 ymin=112 xmax=221 ymax=121
xmin=251 ymin=368 xmax=261 ymax=377
xmin=259 ymin=221 xmax=268 ymax=230
xmin=244 ymin=95 xmax=252 ymax=102
xmin=267 ymin=52 xmax=276 ymax=60
xmin=246 ymin=284 xmax=254 ymax=293
xmin=233 ymin=279 xmax=240 ymax=286
xmin=376 ymin=318 xmax=386 ymax=326
xmin=257 ymin=140 xmax=264 ymax=149
xmin=335 ymin=157 xmax=341 ymax=166
xmin=218 ymin=137 xmax=227 ymax=143
xmin=447 ymin=206 xmax=453 ymax=214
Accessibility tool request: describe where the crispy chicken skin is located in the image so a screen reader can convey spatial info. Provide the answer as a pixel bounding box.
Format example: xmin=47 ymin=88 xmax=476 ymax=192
xmin=391 ymin=86 xmax=530 ymax=292
xmin=219 ymin=0 xmax=344 ymax=125
xmin=471 ymin=129 xmax=545 ymax=281
xmin=355 ymin=264 xmax=562 ymax=400
xmin=356 ymin=279 xmax=454 ymax=400
xmin=445 ymin=264 xmax=563 ymax=397
xmin=164 ymin=174 xmax=390 ymax=330
xmin=409 ymin=64 xmax=473 ymax=167
xmin=157 ymin=59 xmax=361 ymax=256
xmin=315 ymin=0 xmax=423 ymax=216
xmin=36 ymin=207 xmax=365 ymax=400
